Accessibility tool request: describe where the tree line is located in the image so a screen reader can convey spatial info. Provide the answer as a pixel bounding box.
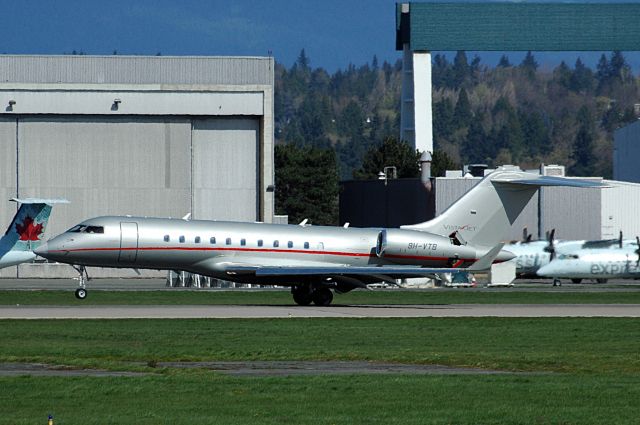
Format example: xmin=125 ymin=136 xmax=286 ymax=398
xmin=275 ymin=50 xmax=640 ymax=224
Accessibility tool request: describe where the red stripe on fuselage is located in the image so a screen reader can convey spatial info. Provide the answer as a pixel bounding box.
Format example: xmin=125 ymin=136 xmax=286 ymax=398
xmin=49 ymin=246 xmax=478 ymax=263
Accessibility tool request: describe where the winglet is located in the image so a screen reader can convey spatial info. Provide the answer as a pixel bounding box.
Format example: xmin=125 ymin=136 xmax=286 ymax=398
xmin=468 ymin=243 xmax=505 ymax=272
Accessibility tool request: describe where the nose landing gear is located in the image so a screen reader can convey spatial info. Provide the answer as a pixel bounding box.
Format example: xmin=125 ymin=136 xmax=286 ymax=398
xmin=72 ymin=265 xmax=89 ymax=300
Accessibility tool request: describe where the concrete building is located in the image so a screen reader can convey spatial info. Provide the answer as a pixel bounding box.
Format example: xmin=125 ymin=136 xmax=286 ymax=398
xmin=614 ymin=120 xmax=640 ymax=183
xmin=0 ymin=55 xmax=274 ymax=277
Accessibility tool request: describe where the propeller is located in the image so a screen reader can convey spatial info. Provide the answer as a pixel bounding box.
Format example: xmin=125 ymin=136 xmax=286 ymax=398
xmin=619 ymin=230 xmax=623 ymax=249
xmin=522 ymin=227 xmax=533 ymax=243
xmin=636 ymin=236 xmax=640 ymax=267
xmin=543 ymin=228 xmax=556 ymax=260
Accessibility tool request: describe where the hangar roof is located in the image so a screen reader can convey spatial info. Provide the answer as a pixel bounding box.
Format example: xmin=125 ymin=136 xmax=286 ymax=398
xmin=0 ymin=55 xmax=273 ymax=86
xmin=396 ymin=2 xmax=640 ymax=51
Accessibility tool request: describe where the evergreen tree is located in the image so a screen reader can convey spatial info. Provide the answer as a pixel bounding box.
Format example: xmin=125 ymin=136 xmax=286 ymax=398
xmin=453 ymin=88 xmax=472 ymax=129
xmin=609 ymin=50 xmax=626 ymax=83
xmin=433 ymin=98 xmax=454 ymax=141
xmin=275 ymin=144 xmax=339 ymax=225
xmin=497 ymin=54 xmax=511 ymax=68
xmin=570 ymin=58 xmax=593 ymax=92
xmin=520 ymin=51 xmax=538 ymax=79
xmin=432 ymin=54 xmax=451 ymax=88
xmin=596 ymin=53 xmax=610 ymax=92
xmin=554 ymin=61 xmax=572 ymax=90
xmin=452 ymin=50 xmax=470 ymax=87
xmin=431 ymin=150 xmax=459 ymax=177
xmin=569 ymin=106 xmax=596 ymax=176
xmin=354 ymin=137 xmax=419 ymax=179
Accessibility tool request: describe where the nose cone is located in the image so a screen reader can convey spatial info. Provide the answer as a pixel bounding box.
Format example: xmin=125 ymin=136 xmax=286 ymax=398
xmin=536 ymin=263 xmax=556 ymax=277
xmin=497 ymin=249 xmax=516 ymax=263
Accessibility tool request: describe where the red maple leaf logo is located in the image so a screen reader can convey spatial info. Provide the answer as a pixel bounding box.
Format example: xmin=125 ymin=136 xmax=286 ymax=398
xmin=16 ymin=217 xmax=44 ymax=241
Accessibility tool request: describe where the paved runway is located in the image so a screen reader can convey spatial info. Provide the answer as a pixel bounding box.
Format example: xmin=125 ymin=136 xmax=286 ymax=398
xmin=1 ymin=303 xmax=639 ymax=318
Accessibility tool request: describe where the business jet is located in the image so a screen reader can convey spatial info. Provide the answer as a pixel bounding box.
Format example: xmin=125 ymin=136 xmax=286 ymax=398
xmin=536 ymin=236 xmax=640 ymax=285
xmin=1 ymin=198 xmax=68 ymax=268
xmin=35 ymin=167 xmax=602 ymax=304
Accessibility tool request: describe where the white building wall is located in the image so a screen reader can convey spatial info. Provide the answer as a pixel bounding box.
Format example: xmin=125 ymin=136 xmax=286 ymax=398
xmin=601 ymin=180 xmax=640 ymax=239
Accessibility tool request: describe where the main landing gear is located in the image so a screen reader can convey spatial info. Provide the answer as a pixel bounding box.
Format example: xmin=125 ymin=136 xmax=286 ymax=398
xmin=72 ymin=265 xmax=89 ymax=300
xmin=291 ymin=284 xmax=334 ymax=306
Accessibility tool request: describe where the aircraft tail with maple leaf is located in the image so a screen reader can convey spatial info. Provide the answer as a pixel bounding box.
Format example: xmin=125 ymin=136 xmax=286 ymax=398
xmin=0 ymin=198 xmax=69 ymax=268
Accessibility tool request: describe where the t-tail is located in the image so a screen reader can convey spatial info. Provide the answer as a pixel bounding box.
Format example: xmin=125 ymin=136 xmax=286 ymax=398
xmin=401 ymin=167 xmax=605 ymax=248
xmin=0 ymin=198 xmax=69 ymax=254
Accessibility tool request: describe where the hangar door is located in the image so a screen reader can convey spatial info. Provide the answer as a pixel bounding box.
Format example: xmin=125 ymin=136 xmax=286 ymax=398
xmin=16 ymin=116 xmax=192 ymax=238
xmin=192 ymin=118 xmax=260 ymax=221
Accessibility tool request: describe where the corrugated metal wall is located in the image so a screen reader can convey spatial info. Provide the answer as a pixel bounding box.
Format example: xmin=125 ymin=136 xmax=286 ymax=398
xmin=601 ymin=181 xmax=640 ymax=240
xmin=192 ymin=118 xmax=259 ymax=222
xmin=16 ymin=116 xmax=192 ymax=239
xmin=0 ymin=55 xmax=273 ymax=85
xmin=0 ymin=118 xmax=17 ymax=233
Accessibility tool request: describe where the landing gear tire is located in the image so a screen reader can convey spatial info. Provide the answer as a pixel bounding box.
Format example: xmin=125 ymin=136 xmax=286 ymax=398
xmin=292 ymin=285 xmax=313 ymax=306
xmin=552 ymin=279 xmax=562 ymax=287
xmin=75 ymin=288 xmax=87 ymax=300
xmin=596 ymin=278 xmax=608 ymax=284
xmin=312 ymin=288 xmax=334 ymax=306
xmin=571 ymin=278 xmax=582 ymax=284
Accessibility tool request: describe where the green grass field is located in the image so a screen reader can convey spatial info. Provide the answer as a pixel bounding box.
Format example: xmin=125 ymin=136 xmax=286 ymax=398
xmin=3 ymin=288 xmax=640 ymax=305
xmin=1 ymin=318 xmax=640 ymax=423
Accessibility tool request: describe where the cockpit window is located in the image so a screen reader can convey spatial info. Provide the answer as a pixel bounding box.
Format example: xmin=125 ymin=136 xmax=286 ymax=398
xmin=68 ymin=225 xmax=103 ymax=234
xmin=558 ymin=254 xmax=579 ymax=260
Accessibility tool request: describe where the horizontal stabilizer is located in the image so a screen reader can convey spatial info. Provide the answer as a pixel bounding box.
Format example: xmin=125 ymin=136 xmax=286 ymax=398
xmin=468 ymin=243 xmax=506 ymax=272
xmin=10 ymin=198 xmax=70 ymax=205
xmin=494 ymin=176 xmax=607 ymax=188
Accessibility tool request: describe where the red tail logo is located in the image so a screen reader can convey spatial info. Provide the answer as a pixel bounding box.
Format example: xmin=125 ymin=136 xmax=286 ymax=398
xmin=16 ymin=217 xmax=44 ymax=241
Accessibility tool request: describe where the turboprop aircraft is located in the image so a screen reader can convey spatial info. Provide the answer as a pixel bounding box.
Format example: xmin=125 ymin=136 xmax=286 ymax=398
xmin=508 ymin=229 xmax=637 ymax=284
xmin=35 ymin=167 xmax=602 ymax=304
xmin=0 ymin=198 xmax=68 ymax=268
xmin=536 ymin=236 xmax=640 ymax=285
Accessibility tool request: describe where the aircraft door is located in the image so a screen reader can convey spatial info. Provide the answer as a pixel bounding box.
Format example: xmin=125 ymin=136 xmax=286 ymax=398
xmin=119 ymin=222 xmax=139 ymax=263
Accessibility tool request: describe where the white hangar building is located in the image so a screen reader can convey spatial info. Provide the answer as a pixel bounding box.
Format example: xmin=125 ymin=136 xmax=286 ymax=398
xmin=0 ymin=55 xmax=274 ymax=278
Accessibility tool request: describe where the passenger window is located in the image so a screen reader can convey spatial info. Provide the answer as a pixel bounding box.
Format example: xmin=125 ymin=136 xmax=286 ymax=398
xmin=304 ymin=242 xmax=310 ymax=249
xmin=195 ymin=236 xmax=201 ymax=243
xmin=226 ymin=238 xmax=232 ymax=245
xmin=257 ymin=239 xmax=263 ymax=247
xmin=288 ymin=241 xmax=293 ymax=248
xmin=179 ymin=236 xmax=185 ymax=243
xmin=210 ymin=237 xmax=216 ymax=244
xmin=240 ymin=238 xmax=246 ymax=246
xmin=164 ymin=235 xmax=170 ymax=242
xmin=273 ymin=240 xmax=279 ymax=248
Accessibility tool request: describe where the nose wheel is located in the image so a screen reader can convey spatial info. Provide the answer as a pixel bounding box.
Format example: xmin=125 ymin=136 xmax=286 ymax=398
xmin=75 ymin=288 xmax=87 ymax=299
xmin=72 ymin=265 xmax=89 ymax=300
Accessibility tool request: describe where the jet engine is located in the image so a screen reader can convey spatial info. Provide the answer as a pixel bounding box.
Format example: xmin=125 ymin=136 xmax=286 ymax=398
xmin=376 ymin=228 xmax=477 ymax=266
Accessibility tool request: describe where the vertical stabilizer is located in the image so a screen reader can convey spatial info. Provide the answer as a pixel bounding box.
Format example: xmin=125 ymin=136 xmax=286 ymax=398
xmin=1 ymin=198 xmax=68 ymax=252
xmin=401 ymin=169 xmax=603 ymax=248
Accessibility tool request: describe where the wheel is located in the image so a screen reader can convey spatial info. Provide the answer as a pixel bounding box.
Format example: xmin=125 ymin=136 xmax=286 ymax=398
xmin=312 ymin=288 xmax=333 ymax=306
xmin=552 ymin=279 xmax=561 ymax=287
xmin=596 ymin=278 xmax=608 ymax=284
xmin=291 ymin=285 xmax=312 ymax=306
xmin=571 ymin=278 xmax=582 ymax=284
xmin=75 ymin=288 xmax=87 ymax=300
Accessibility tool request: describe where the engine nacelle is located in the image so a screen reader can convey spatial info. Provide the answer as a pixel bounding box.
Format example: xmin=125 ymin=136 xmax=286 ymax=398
xmin=376 ymin=228 xmax=477 ymax=266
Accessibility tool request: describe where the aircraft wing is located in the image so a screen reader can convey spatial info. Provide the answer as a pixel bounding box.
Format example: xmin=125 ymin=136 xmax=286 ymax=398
xmin=221 ymin=243 xmax=505 ymax=280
